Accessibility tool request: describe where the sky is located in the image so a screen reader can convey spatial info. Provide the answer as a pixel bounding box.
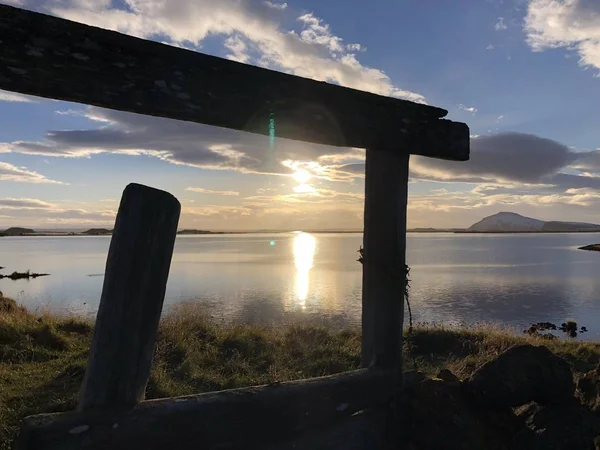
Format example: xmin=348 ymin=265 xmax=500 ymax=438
xmin=1 ymin=0 xmax=600 ymax=230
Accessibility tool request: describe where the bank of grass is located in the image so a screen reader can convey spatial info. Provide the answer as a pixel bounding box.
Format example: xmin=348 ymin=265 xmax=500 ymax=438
xmin=2 ymin=297 xmax=600 ymax=448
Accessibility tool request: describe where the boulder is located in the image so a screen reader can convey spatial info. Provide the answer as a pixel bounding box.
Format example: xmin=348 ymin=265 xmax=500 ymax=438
xmin=576 ymin=364 xmax=600 ymax=412
xmin=468 ymin=345 xmax=574 ymax=408
xmin=402 ymin=377 xmax=525 ymax=450
xmin=515 ymin=402 xmax=600 ymax=450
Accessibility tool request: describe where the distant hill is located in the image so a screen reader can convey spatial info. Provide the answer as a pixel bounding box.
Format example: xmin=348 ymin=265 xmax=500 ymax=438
xmin=82 ymin=228 xmax=112 ymax=235
xmin=177 ymin=229 xmax=225 ymax=235
xmin=1 ymin=227 xmax=35 ymax=236
xmin=467 ymin=212 xmax=600 ymax=233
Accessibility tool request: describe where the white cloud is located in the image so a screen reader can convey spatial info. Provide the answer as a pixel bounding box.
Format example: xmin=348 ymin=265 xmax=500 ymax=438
xmin=186 ymin=187 xmax=240 ymax=196
xmin=0 ymin=198 xmax=55 ymax=209
xmin=0 ymin=162 xmax=65 ymax=184
xmin=0 ymin=90 xmax=36 ymax=103
xmin=224 ymin=35 xmax=250 ymax=63
xmin=263 ymin=1 xmax=287 ymax=9
xmin=495 ymin=17 xmax=507 ymax=30
xmin=486 ymin=44 xmax=495 ymax=50
xmin=458 ymin=104 xmax=478 ymax=113
xmin=346 ymin=43 xmax=364 ymax=52
xmin=525 ymin=0 xmax=600 ymax=71
xmin=37 ymin=0 xmax=425 ymax=103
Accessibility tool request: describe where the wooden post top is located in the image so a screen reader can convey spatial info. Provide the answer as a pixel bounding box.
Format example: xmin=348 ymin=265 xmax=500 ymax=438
xmin=0 ymin=4 xmax=469 ymax=161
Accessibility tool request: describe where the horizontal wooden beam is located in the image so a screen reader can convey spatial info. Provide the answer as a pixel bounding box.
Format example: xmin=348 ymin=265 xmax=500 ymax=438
xmin=0 ymin=5 xmax=469 ymax=161
xmin=19 ymin=369 xmax=395 ymax=450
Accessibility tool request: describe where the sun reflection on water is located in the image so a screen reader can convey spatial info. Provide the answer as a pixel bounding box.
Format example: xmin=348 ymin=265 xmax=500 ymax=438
xmin=293 ymin=232 xmax=316 ymax=307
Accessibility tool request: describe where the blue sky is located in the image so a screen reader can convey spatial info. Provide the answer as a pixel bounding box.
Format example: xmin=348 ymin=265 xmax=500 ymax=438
xmin=1 ymin=0 xmax=600 ymax=230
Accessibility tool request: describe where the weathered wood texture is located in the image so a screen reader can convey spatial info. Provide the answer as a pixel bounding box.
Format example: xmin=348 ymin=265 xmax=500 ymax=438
xmin=19 ymin=369 xmax=394 ymax=450
xmin=79 ymin=183 xmax=180 ymax=412
xmin=361 ymin=150 xmax=409 ymax=369
xmin=0 ymin=5 xmax=469 ymax=161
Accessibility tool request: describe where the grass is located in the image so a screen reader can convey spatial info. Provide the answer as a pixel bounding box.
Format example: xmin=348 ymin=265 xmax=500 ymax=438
xmin=2 ymin=297 xmax=600 ymax=448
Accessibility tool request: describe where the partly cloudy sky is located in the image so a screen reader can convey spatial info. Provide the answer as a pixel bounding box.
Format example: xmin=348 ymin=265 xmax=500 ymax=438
xmin=1 ymin=0 xmax=600 ymax=230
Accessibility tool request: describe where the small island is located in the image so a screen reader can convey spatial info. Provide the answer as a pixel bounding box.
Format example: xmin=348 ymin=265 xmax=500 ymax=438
xmin=579 ymin=244 xmax=600 ymax=252
xmin=0 ymin=270 xmax=49 ymax=280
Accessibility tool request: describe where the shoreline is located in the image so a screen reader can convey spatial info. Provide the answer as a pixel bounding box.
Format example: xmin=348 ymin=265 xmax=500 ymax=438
xmin=4 ymin=230 xmax=600 ymax=237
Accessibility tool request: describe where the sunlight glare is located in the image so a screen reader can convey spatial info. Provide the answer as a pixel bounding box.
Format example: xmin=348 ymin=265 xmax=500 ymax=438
xmin=293 ymin=184 xmax=316 ymax=194
xmin=292 ymin=169 xmax=312 ymax=184
xmin=293 ymin=232 xmax=317 ymax=304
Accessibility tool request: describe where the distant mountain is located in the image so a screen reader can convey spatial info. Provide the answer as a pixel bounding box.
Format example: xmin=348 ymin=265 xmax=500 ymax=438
xmin=1 ymin=227 xmax=35 ymax=236
xmin=467 ymin=212 xmax=600 ymax=233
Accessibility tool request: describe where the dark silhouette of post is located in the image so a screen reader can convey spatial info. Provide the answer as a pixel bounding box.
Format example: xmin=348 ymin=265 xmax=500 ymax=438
xmin=79 ymin=183 xmax=181 ymax=411
xmin=361 ymin=150 xmax=409 ymax=371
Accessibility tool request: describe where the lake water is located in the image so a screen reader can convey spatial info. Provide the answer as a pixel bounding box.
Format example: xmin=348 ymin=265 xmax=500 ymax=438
xmin=1 ymin=233 xmax=600 ymax=337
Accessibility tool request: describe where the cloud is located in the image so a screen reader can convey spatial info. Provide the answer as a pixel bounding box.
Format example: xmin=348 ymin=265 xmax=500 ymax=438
xmin=411 ymin=133 xmax=580 ymax=184
xmin=486 ymin=44 xmax=495 ymax=50
xmin=0 ymin=198 xmax=55 ymax=208
xmin=495 ymin=17 xmax=507 ymax=30
xmin=186 ymin=187 xmax=240 ymax=196
xmin=0 ymin=162 xmax=65 ymax=184
xmin=336 ymin=133 xmax=600 ymax=192
xmin=458 ymin=104 xmax=478 ymax=113
xmin=28 ymin=0 xmax=425 ymax=103
xmin=263 ymin=1 xmax=287 ymax=9
xmin=346 ymin=43 xmax=364 ymax=51
xmin=0 ymin=106 xmax=363 ymax=181
xmin=3 ymin=208 xmax=116 ymax=223
xmin=0 ymin=90 xmax=37 ymax=103
xmin=525 ymin=0 xmax=600 ymax=71
xmin=0 ymin=198 xmax=116 ymax=227
xmin=224 ymin=35 xmax=250 ymax=63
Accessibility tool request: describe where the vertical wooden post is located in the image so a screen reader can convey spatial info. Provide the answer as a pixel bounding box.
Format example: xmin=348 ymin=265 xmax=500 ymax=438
xmin=361 ymin=150 xmax=409 ymax=371
xmin=79 ymin=183 xmax=181 ymax=411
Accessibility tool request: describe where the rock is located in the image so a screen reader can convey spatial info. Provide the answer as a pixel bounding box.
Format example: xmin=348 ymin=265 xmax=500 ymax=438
xmin=515 ymin=402 xmax=600 ymax=450
xmin=436 ymin=369 xmax=460 ymax=383
xmin=576 ymin=366 xmax=600 ymax=412
xmin=402 ymin=378 xmax=524 ymax=450
xmin=595 ymin=435 xmax=600 ymax=450
xmin=468 ymin=345 xmax=574 ymax=408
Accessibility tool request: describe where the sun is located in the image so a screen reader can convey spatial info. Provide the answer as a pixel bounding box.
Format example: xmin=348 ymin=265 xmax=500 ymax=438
xmin=292 ymin=169 xmax=312 ymax=184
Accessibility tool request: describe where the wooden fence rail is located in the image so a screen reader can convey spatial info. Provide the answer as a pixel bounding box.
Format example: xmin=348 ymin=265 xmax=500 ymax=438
xmin=19 ymin=369 xmax=394 ymax=450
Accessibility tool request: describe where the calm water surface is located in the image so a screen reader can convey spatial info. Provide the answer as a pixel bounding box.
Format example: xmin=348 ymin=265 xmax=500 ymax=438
xmin=1 ymin=233 xmax=599 ymax=337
